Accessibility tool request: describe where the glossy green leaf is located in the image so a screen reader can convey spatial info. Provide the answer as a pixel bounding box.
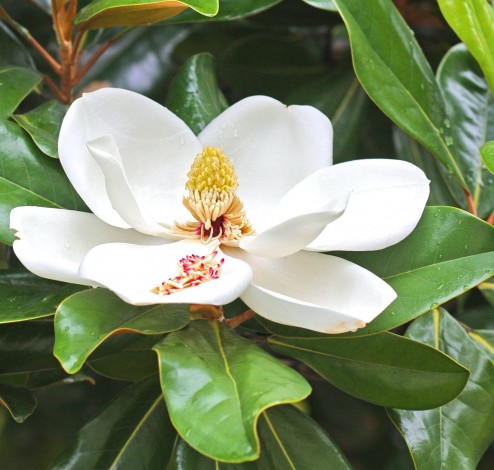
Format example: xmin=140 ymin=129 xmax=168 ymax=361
xmin=80 ymin=26 xmax=183 ymax=100
xmin=50 ymin=377 xmax=176 ymax=469
xmin=287 ymin=67 xmax=367 ymax=163
xmin=260 ymin=207 xmax=494 ymax=337
xmin=166 ymin=53 xmax=227 ymax=134
xmin=389 ymin=309 xmax=494 ymax=469
xmin=469 ymin=329 xmax=494 ymax=363
xmin=436 ymin=44 xmax=494 ymax=217
xmin=331 ymin=0 xmax=468 ymax=188
xmin=302 ymin=0 xmax=336 ymax=11
xmin=269 ymin=331 xmax=468 ymax=409
xmin=0 ymin=23 xmax=36 ymax=68
xmin=481 ymin=141 xmax=494 ymax=175
xmin=89 ymin=336 xmax=159 ymax=381
xmin=438 ymin=0 xmax=494 ymax=96
xmin=0 ymin=369 xmax=91 ymax=389
xmin=162 ymin=0 xmax=282 ymax=24
xmin=30 ymin=0 xmax=52 ymax=14
xmin=154 ymin=320 xmax=311 ymax=462
xmin=0 ymin=270 xmax=86 ymax=323
xmin=75 ymin=0 xmax=218 ymax=29
xmin=13 ymin=100 xmax=67 ymax=158
xmin=339 ymin=207 xmax=494 ymax=335
xmin=54 ymin=288 xmax=188 ymax=374
xmin=393 ymin=127 xmax=461 ymax=207
xmin=168 ymin=405 xmax=351 ymax=469
xmin=479 ymin=279 xmax=494 ymax=307
xmin=0 ymin=120 xmax=87 ymax=245
xmin=219 ymin=32 xmax=328 ymax=101
xmin=0 ymin=383 xmax=37 ymax=423
xmin=0 ymin=66 xmax=41 ymax=119
xmin=0 ymin=321 xmax=60 ymax=374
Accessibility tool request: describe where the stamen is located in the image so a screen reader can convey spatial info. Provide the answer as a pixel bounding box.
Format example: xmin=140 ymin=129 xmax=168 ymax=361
xmin=172 ymin=146 xmax=253 ymax=242
xmin=151 ymin=248 xmax=225 ymax=296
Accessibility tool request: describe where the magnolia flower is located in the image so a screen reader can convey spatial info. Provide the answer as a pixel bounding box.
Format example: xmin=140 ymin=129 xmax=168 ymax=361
xmin=10 ymin=88 xmax=429 ymax=333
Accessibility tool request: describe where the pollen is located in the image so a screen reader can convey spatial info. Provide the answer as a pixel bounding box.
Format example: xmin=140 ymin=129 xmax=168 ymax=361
xmin=172 ymin=146 xmax=253 ymax=243
xmin=151 ymin=249 xmax=224 ymax=295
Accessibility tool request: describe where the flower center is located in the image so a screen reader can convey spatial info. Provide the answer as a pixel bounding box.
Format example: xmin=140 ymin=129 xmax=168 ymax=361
xmin=152 ymin=248 xmax=224 ymax=295
xmin=173 ymin=146 xmax=253 ymax=243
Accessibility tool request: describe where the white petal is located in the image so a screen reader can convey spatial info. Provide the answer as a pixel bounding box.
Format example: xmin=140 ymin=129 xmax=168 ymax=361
xmin=59 ymin=88 xmax=200 ymax=228
xmin=87 ymin=136 xmax=170 ymax=236
xmin=79 ymin=240 xmax=253 ymax=306
xmin=283 ymin=159 xmax=429 ymax=252
xmin=198 ymin=96 xmax=333 ymax=227
xmin=225 ymin=248 xmax=396 ymax=334
xmin=10 ymin=206 xmax=165 ymax=285
xmin=240 ymin=210 xmax=343 ymax=258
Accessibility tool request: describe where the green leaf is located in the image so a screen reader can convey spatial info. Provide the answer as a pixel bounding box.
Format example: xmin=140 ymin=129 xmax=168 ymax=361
xmin=389 ymin=309 xmax=494 ymax=468
xmin=75 ymin=0 xmax=219 ymax=29
xmin=0 ymin=66 xmax=41 ymax=119
xmin=436 ymin=43 xmax=494 ymax=217
xmin=438 ymin=0 xmax=494 ymax=96
xmin=0 ymin=120 xmax=88 ymax=245
xmin=0 ymin=270 xmax=86 ymax=323
xmin=50 ymin=377 xmax=176 ymax=469
xmin=340 ymin=207 xmax=494 ymax=335
xmin=54 ymin=288 xmax=189 ymax=374
xmin=0 ymin=321 xmax=60 ymax=374
xmin=479 ymin=278 xmax=494 ymax=307
xmin=13 ymin=100 xmax=67 ymax=158
xmin=393 ymin=127 xmax=461 ymax=207
xmin=0 ymin=23 xmax=36 ymax=68
xmin=30 ymin=0 xmax=52 ymax=14
xmin=154 ymin=320 xmax=311 ymax=462
xmin=0 ymin=383 xmax=37 ymax=423
xmin=89 ymin=336 xmax=159 ymax=381
xmin=162 ymin=0 xmax=282 ymax=24
xmin=219 ymin=32 xmax=328 ymax=101
xmin=260 ymin=207 xmax=494 ymax=337
xmin=168 ymin=405 xmax=351 ymax=469
xmin=331 ymin=0 xmax=468 ymax=188
xmin=80 ymin=26 xmax=183 ymax=100
xmin=166 ymin=53 xmax=227 ymax=134
xmin=301 ymin=0 xmax=336 ymax=11
xmin=481 ymin=141 xmax=494 ymax=175
xmin=269 ymin=332 xmax=468 ymax=409
xmin=468 ymin=329 xmax=494 ymax=363
xmin=286 ymin=67 xmax=368 ymax=163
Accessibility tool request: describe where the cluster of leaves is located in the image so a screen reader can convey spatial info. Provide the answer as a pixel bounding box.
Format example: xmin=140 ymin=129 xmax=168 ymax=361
xmin=1 ymin=0 xmax=494 ymax=468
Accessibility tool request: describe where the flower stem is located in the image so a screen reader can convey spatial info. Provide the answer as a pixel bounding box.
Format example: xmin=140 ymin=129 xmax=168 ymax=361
xmin=43 ymin=75 xmax=65 ymax=102
xmin=487 ymin=210 xmax=494 ymax=226
xmin=463 ymin=189 xmax=477 ymax=216
xmin=225 ymin=309 xmax=256 ymax=328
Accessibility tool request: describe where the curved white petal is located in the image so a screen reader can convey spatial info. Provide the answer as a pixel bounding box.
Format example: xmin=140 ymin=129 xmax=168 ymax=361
xmin=87 ymin=136 xmax=170 ymax=236
xmin=59 ymin=88 xmax=200 ymax=228
xmin=79 ymin=240 xmax=252 ymax=306
xmin=240 ymin=210 xmax=343 ymax=258
xmin=280 ymin=159 xmax=430 ymax=252
xmin=225 ymin=248 xmax=396 ymax=334
xmin=198 ymin=96 xmax=333 ymax=227
xmin=10 ymin=206 xmax=165 ymax=285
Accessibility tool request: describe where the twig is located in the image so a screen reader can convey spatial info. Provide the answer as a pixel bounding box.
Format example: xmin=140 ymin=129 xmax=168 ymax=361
xmin=225 ymin=310 xmax=256 ymax=328
xmin=43 ymin=75 xmax=66 ymax=102
xmin=487 ymin=210 xmax=494 ymax=226
xmin=463 ymin=189 xmax=477 ymax=216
